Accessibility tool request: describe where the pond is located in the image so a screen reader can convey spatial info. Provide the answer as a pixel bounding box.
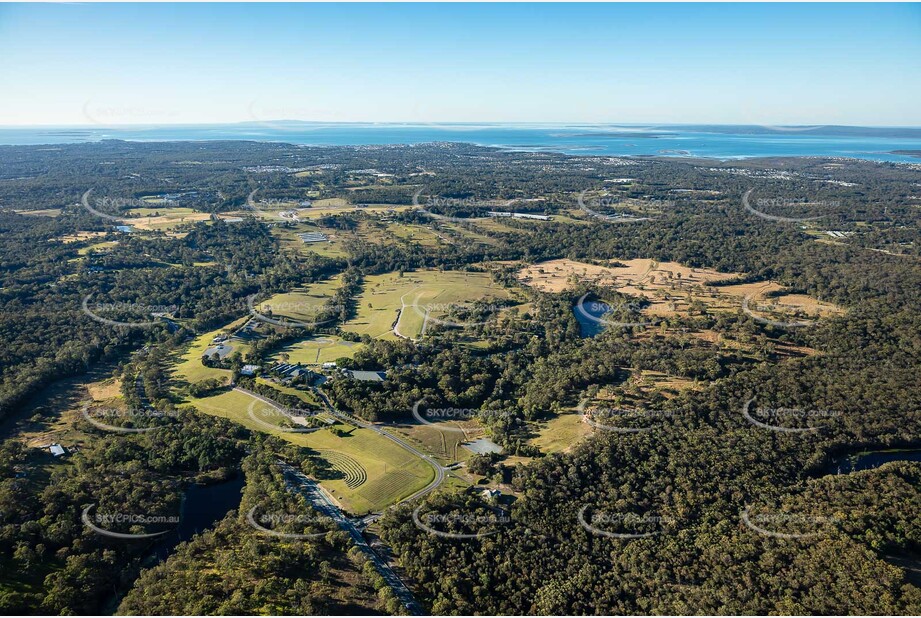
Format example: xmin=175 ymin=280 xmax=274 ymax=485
xmin=105 ymin=474 xmax=245 ymax=613
xmin=148 ymin=474 xmax=245 ymax=563
xmin=573 ymin=302 xmax=610 ymax=338
xmin=827 ymin=449 xmax=921 ymax=475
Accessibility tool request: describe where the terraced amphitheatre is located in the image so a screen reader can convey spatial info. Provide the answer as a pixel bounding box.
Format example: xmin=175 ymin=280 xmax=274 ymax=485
xmin=188 ymin=389 xmax=435 ymax=514
xmin=317 ymin=449 xmax=368 ymax=488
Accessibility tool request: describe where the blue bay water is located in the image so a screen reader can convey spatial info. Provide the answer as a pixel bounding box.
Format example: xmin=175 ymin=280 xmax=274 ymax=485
xmin=0 ymin=123 xmax=919 ymax=162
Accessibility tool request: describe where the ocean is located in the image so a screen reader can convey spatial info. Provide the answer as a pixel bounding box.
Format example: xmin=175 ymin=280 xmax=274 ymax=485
xmin=0 ymin=123 xmax=919 ymax=163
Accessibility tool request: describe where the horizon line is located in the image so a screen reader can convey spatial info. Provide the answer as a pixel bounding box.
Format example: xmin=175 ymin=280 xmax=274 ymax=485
xmin=2 ymin=120 xmax=921 ymax=130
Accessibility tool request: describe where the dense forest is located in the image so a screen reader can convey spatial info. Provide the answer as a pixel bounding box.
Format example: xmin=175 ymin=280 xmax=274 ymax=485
xmin=0 ymin=140 xmax=919 ymax=615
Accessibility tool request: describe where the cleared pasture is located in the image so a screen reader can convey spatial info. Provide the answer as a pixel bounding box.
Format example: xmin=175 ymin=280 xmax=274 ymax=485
xmin=529 ymin=411 xmax=592 ymax=455
xmin=191 ymin=390 xmax=434 ymax=514
xmin=342 ymin=270 xmax=517 ymax=340
xmin=170 ymin=317 xmax=251 ymax=387
xmin=256 ymin=277 xmax=344 ymax=324
xmin=269 ymin=335 xmax=363 ymax=366
xmin=517 ymin=258 xmax=843 ymax=322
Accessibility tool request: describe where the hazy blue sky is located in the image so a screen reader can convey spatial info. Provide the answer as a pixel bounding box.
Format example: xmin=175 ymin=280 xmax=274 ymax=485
xmin=1 ymin=3 xmax=919 ymax=126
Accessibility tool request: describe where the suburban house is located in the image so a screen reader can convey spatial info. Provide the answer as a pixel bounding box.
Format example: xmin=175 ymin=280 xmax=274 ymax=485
xmin=481 ymin=488 xmax=502 ymax=501
xmin=240 ymin=364 xmax=260 ymax=377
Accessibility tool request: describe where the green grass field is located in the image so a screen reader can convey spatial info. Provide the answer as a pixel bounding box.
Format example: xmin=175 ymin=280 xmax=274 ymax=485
xmin=170 ymin=317 xmax=251 ymax=387
xmin=253 ymin=378 xmax=323 ymax=407
xmin=191 ymin=389 xmax=434 ymax=514
xmin=388 ymin=422 xmax=476 ymax=465
xmin=529 ymin=411 xmax=592 ymax=454
xmin=385 ymin=223 xmax=443 ymax=247
xmin=341 ymin=269 xmax=517 ymax=340
xmin=126 ymin=207 xmax=198 ymax=217
xmin=271 ymin=225 xmax=349 ymax=259
xmin=269 ymin=335 xmax=363 ymax=366
xmin=256 ymin=277 xmax=343 ymax=324
xmin=77 ymin=240 xmax=120 ymax=256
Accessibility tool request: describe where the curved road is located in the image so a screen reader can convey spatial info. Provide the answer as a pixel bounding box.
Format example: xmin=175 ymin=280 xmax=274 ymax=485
xmin=243 ymin=384 xmax=442 ymax=615
xmin=235 ymin=386 xmax=446 ymax=504
xmin=279 ymin=462 xmax=424 ymax=615
xmin=245 ymin=188 xmax=258 ymax=211
xmin=309 ymin=387 xmax=446 ymax=504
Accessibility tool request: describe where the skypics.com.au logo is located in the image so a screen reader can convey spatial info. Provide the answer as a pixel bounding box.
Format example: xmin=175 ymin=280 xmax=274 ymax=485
xmin=82 ymin=101 xmax=180 ymax=126
xmin=578 ymin=401 xmax=676 ymax=434
xmin=245 ymin=188 xmax=311 ymax=221
xmin=246 ymin=294 xmax=347 ymax=329
xmin=82 ymin=504 xmax=179 ymax=540
xmin=576 ymin=190 xmax=659 ymax=222
xmin=741 ymin=398 xmax=842 ymax=434
xmin=577 ymin=506 xmax=675 ymax=539
xmin=412 ymin=189 xmax=521 ymax=223
xmin=741 ymin=294 xmax=817 ymax=329
xmin=411 ymin=400 xmax=513 ymax=433
xmin=80 ymin=188 xmax=147 ymax=222
xmin=741 ymin=507 xmax=840 ymax=540
xmin=247 ymin=400 xmax=322 ymax=434
xmin=412 ymin=504 xmax=511 ymax=540
xmin=245 ymin=507 xmax=338 ymax=540
xmin=574 ymin=294 xmax=658 ymax=329
xmin=81 ymin=406 xmax=181 ymax=434
xmin=82 ymin=295 xmax=177 ymax=329
xmin=405 ymin=295 xmax=507 ymax=331
xmin=742 ymin=188 xmax=838 ymax=224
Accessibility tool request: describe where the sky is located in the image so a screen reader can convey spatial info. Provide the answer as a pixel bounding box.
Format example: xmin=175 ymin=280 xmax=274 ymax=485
xmin=0 ymin=3 xmax=919 ymax=127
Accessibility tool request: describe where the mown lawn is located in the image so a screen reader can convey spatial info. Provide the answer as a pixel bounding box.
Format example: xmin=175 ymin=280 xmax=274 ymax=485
xmin=190 ymin=389 xmax=434 ymax=515
xmin=170 ymin=317 xmax=251 ymax=387
xmin=529 ymin=411 xmax=592 ymax=455
xmin=268 ymin=335 xmax=363 ymax=366
xmin=342 ymin=269 xmax=518 ymax=340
